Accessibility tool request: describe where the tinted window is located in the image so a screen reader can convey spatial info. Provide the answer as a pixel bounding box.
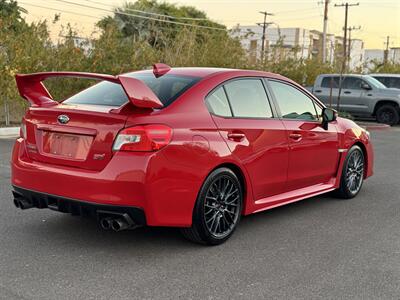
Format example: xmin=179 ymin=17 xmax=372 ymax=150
xmin=64 ymin=74 xmax=200 ymax=107
xmin=373 ymin=77 xmax=389 ymax=87
xmin=206 ymin=87 xmax=232 ymax=117
xmin=374 ymin=77 xmax=400 ymax=88
xmin=342 ymin=77 xmax=363 ymax=89
xmin=269 ymin=80 xmax=318 ymax=121
xmin=392 ymin=78 xmax=400 ymax=88
xmin=321 ymin=76 xmax=340 ymax=88
xmin=224 ymin=79 xmax=273 ymax=118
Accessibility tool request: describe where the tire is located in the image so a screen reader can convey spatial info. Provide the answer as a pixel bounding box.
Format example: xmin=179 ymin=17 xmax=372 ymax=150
xmin=334 ymin=145 xmax=365 ymax=199
xmin=181 ymin=167 xmax=243 ymax=245
xmin=376 ymin=104 xmax=400 ymax=125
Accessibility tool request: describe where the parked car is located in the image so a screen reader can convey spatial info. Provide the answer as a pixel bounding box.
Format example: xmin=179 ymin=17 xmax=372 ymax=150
xmin=308 ymin=74 xmax=400 ymax=125
xmin=11 ymin=64 xmax=374 ymax=245
xmin=370 ymin=73 xmax=400 ymax=89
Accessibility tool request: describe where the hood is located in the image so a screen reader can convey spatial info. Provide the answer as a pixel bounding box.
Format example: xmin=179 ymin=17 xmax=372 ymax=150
xmin=375 ymin=87 xmax=400 ymax=97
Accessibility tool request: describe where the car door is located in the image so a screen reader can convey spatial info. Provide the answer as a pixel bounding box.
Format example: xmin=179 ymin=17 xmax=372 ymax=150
xmin=206 ymin=78 xmax=289 ymax=200
xmin=340 ymin=76 xmax=366 ymax=114
xmin=267 ymin=79 xmax=339 ymax=192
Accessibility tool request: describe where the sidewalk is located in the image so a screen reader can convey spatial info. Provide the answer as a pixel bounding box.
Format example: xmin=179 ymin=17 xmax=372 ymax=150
xmin=356 ymin=121 xmax=392 ymax=131
xmin=0 ymin=127 xmax=19 ymax=139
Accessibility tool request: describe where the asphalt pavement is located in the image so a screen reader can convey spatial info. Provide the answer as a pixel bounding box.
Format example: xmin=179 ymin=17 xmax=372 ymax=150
xmin=0 ymin=129 xmax=399 ymax=299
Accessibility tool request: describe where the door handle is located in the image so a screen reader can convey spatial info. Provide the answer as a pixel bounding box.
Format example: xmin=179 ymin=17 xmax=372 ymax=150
xmin=289 ymin=133 xmax=302 ymax=141
xmin=343 ymin=91 xmax=351 ymax=94
xmin=227 ymin=132 xmax=245 ymax=141
xmin=314 ymin=89 xmax=322 ymax=93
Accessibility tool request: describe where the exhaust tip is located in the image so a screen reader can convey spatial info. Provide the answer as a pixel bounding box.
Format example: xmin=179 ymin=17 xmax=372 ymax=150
xmin=100 ymin=218 xmax=112 ymax=230
xmin=111 ymin=218 xmax=127 ymax=232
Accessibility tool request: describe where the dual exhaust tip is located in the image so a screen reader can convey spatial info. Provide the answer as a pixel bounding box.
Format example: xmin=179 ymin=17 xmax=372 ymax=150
xmin=99 ymin=215 xmax=134 ymax=232
xmin=13 ymin=195 xmax=135 ymax=232
xmin=13 ymin=198 xmax=33 ymax=210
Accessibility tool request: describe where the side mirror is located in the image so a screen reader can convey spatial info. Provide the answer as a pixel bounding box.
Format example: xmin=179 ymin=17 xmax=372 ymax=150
xmin=361 ymin=83 xmax=372 ymax=90
xmin=321 ymin=107 xmax=337 ymax=130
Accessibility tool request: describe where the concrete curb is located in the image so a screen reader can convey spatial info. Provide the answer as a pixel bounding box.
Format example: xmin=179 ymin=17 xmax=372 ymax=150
xmin=0 ymin=127 xmax=20 ymax=138
xmin=357 ymin=123 xmax=391 ymax=131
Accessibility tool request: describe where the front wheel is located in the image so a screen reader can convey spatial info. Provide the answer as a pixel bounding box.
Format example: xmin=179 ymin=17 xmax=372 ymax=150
xmin=334 ymin=145 xmax=365 ymax=199
xmin=181 ymin=167 xmax=243 ymax=245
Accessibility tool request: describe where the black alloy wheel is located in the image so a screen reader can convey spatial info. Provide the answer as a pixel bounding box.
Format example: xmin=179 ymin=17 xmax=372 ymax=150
xmin=335 ymin=145 xmax=365 ymax=199
xmin=181 ymin=167 xmax=243 ymax=245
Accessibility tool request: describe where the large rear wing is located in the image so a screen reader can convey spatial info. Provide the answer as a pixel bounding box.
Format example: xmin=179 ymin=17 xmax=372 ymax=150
xmin=15 ymin=64 xmax=171 ymax=109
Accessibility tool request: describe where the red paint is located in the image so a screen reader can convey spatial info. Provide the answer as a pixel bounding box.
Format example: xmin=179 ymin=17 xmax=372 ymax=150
xmin=11 ymin=67 xmax=374 ymax=227
xmin=16 ymin=72 xmax=163 ymax=109
xmin=152 ymin=63 xmax=171 ymax=78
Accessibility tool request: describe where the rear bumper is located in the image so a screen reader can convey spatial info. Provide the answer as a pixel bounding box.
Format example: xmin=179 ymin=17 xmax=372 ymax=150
xmin=12 ymin=138 xmax=150 ymax=207
xmin=12 ymin=186 xmax=146 ymax=225
xmin=11 ymin=138 xmax=204 ymax=227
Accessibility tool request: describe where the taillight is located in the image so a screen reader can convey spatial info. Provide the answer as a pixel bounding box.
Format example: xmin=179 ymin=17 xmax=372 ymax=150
xmin=20 ymin=120 xmax=27 ymax=139
xmin=113 ymin=125 xmax=172 ymax=152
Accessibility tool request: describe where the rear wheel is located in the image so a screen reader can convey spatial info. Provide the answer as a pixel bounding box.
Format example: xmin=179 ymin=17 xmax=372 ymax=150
xmin=376 ymin=104 xmax=400 ymax=125
xmin=334 ymin=145 xmax=365 ymax=199
xmin=181 ymin=168 xmax=243 ymax=245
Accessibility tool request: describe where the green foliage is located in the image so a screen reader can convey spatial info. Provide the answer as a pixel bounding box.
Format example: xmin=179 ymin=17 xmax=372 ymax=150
xmin=0 ymin=0 xmax=367 ymax=124
xmin=369 ymin=59 xmax=400 ymax=74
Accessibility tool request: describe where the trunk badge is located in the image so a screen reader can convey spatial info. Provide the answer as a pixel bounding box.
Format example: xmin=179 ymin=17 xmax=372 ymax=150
xmin=57 ymin=115 xmax=70 ymax=124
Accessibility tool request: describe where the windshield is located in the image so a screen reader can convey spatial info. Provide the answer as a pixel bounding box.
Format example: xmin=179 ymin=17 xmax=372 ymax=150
xmin=364 ymin=75 xmax=387 ymax=89
xmin=63 ymin=73 xmax=201 ymax=107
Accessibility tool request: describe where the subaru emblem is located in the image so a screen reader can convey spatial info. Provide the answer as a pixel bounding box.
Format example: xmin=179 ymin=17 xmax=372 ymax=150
xmin=57 ymin=115 xmax=69 ymax=124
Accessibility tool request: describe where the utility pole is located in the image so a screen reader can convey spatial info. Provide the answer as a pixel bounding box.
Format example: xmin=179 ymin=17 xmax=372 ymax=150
xmin=257 ymin=11 xmax=274 ymax=65
xmin=384 ymin=36 xmax=390 ymax=64
xmin=334 ymin=2 xmax=359 ymax=111
xmin=347 ymin=25 xmax=361 ymax=66
xmin=322 ymin=0 xmax=330 ymax=63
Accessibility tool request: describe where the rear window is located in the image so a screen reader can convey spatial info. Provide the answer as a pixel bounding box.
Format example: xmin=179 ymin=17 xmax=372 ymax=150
xmin=63 ymin=73 xmax=200 ymax=107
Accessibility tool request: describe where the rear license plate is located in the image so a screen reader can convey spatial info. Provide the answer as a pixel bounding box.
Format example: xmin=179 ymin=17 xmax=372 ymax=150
xmin=42 ymin=131 xmax=93 ymax=160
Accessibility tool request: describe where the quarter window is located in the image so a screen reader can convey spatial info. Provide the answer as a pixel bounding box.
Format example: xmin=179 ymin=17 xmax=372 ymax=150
xmin=269 ymin=80 xmax=319 ymax=121
xmin=206 ymin=87 xmax=232 ymax=117
xmin=224 ymin=79 xmax=273 ymax=118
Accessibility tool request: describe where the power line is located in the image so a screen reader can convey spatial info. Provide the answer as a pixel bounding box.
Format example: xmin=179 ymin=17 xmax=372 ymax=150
xmin=347 ymin=25 xmax=361 ymax=63
xmin=83 ymin=0 xmax=209 ymax=21
xmin=53 ymin=0 xmax=226 ymax=31
xmin=19 ymin=2 xmax=102 ymax=20
xmin=322 ymin=0 xmax=330 ymax=63
xmin=334 ymin=2 xmax=359 ymax=111
xmin=257 ymin=11 xmax=274 ymax=64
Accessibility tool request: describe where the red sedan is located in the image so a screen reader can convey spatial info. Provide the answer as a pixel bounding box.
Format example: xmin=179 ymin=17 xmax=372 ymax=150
xmin=11 ymin=64 xmax=373 ymax=245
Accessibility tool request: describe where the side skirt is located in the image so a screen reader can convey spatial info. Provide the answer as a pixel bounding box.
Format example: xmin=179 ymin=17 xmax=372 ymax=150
xmin=248 ymin=181 xmax=336 ymax=215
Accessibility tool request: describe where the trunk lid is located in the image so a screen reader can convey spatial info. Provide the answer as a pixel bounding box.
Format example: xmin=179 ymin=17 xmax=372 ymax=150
xmin=24 ymin=103 xmax=131 ymax=171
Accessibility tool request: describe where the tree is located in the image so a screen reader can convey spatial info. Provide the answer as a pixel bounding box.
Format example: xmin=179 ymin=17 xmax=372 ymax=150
xmin=97 ymin=0 xmax=225 ymax=49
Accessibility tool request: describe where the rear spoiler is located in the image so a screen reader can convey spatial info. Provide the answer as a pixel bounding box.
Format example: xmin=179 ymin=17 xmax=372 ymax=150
xmin=15 ymin=67 xmax=168 ymax=109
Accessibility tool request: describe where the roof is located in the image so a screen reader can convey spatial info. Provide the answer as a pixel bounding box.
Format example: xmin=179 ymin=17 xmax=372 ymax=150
xmin=126 ymin=67 xmax=283 ymax=80
xmin=127 ymin=67 xmax=233 ymax=78
xmin=369 ymin=73 xmax=400 ymax=77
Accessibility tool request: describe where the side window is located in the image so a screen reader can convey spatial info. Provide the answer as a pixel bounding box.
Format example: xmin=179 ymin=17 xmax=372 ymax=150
xmin=343 ymin=77 xmax=363 ymax=89
xmin=206 ymin=87 xmax=232 ymax=117
xmin=321 ymin=76 xmax=339 ymax=88
xmin=393 ymin=78 xmax=400 ymax=88
xmin=224 ymin=79 xmax=273 ymax=118
xmin=269 ymin=80 xmax=319 ymax=121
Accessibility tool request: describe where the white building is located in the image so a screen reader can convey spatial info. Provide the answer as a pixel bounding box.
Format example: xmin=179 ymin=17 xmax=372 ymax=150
xmin=348 ymin=39 xmax=364 ymax=71
xmin=232 ymin=25 xmax=365 ymax=70
xmin=231 ymin=26 xmax=312 ymax=61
